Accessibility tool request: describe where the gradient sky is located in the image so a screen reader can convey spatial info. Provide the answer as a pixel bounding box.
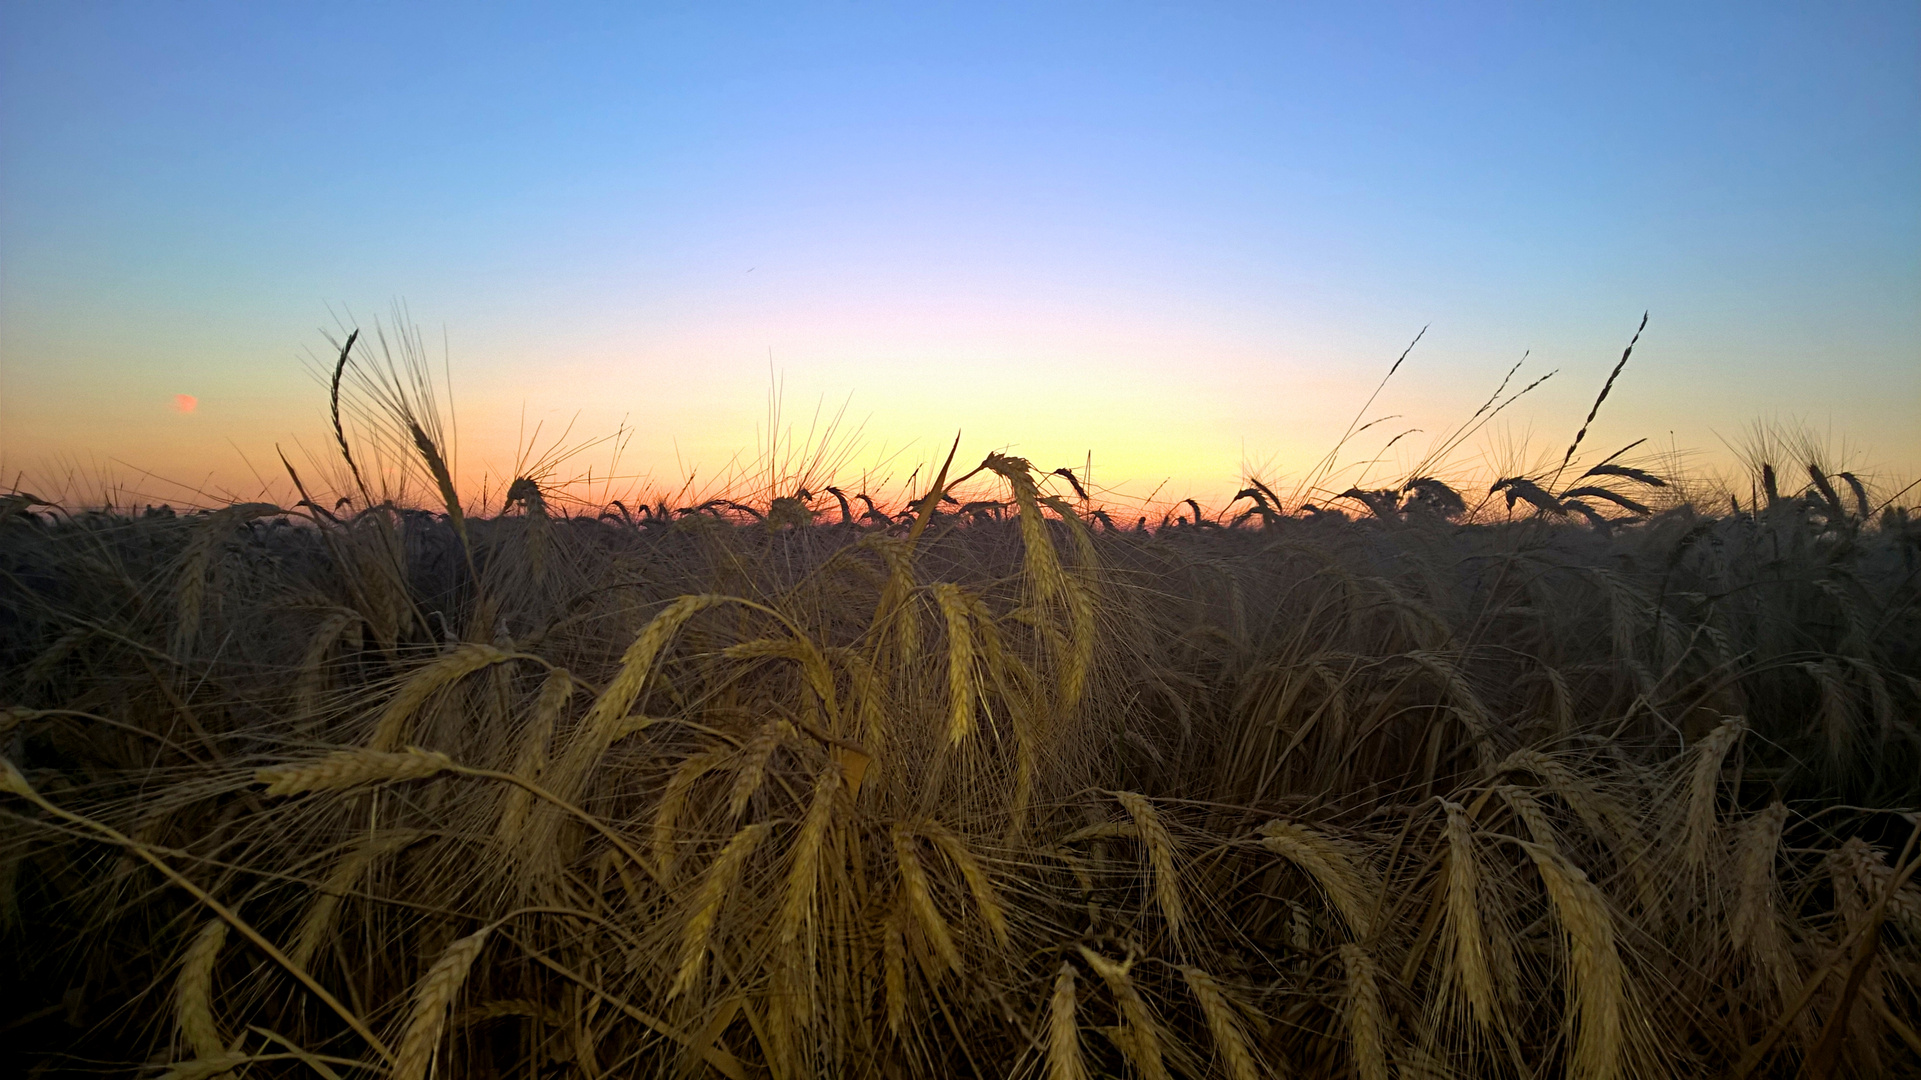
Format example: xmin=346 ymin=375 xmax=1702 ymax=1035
xmin=2 ymin=2 xmax=1916 ymax=507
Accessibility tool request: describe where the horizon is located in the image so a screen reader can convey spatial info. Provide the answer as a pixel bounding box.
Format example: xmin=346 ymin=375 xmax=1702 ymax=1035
xmin=3 ymin=3 xmax=1917 ymax=507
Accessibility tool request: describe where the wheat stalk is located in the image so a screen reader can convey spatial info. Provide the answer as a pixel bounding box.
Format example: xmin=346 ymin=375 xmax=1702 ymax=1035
xmin=393 ymin=926 xmax=490 ymax=1080
xmin=257 ymin=746 xmax=455 ymax=797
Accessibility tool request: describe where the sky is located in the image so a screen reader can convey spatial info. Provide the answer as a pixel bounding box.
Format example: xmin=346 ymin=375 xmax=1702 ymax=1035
xmin=2 ymin=1 xmax=1916 ymax=509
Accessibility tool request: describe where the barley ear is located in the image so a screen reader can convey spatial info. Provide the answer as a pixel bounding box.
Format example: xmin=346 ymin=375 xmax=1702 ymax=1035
xmin=1077 ymin=946 xmax=1170 ymax=1080
xmin=1047 ymin=962 xmax=1087 ymax=1080
xmin=1440 ymin=800 xmax=1497 ymax=1028
xmin=894 ymin=825 xmax=961 ymax=974
xmin=1526 ymin=844 xmax=1624 ymax=1080
xmin=1340 ymin=943 xmax=1390 ymax=1080
xmin=394 ymin=927 xmax=491 ymax=1080
xmin=1181 ymin=965 xmax=1259 ymax=1080
xmin=256 ymin=746 xmax=455 ymax=797
xmin=176 ymin=920 xmax=229 ymax=1060
xmin=1116 ymin=791 xmax=1185 ymax=941
xmin=669 ymin=822 xmax=770 ymax=1000
xmin=933 ymin=584 xmax=978 ymax=745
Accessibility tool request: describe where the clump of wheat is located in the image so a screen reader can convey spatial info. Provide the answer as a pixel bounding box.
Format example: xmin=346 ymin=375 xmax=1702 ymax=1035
xmin=1340 ymin=943 xmax=1390 ymax=1080
xmin=1078 ymin=947 xmax=1169 ymax=1080
xmin=1180 ymin=964 xmax=1259 ymax=1080
xmin=1047 ymin=961 xmax=1087 ymax=1080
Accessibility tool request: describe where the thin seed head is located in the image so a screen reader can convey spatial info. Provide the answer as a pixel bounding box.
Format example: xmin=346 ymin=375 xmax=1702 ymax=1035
xmin=894 ymin=825 xmax=961 ymax=974
xmin=256 ymin=746 xmax=455 ymax=797
xmin=176 ymin=920 xmax=228 ymax=1060
xmin=1340 ymin=943 xmax=1390 ymax=1080
xmin=1440 ymin=800 xmax=1496 ymax=1028
xmin=1048 ymin=962 xmax=1087 ymax=1080
xmin=933 ymin=584 xmax=978 ymax=746
xmin=1181 ymin=965 xmax=1259 ymax=1080
xmin=394 ymin=927 xmax=491 ymax=1080
xmin=670 ymin=822 xmax=769 ymax=1000
xmin=1077 ymin=947 xmax=1170 ymax=1080
xmin=370 ymin=643 xmax=511 ymax=751
xmin=1116 ymin=791 xmax=1185 ymax=941
xmin=1258 ymin=820 xmax=1373 ymax=939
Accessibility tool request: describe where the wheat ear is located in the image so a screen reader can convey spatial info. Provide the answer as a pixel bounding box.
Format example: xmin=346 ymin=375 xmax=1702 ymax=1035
xmin=933 ymin=584 xmax=978 ymax=745
xmin=1439 ymin=800 xmax=1497 ymax=1028
xmin=176 ymin=920 xmax=228 ymax=1060
xmin=1116 ymin=791 xmax=1185 ymax=941
xmin=728 ymin=717 xmax=791 ymax=820
xmin=393 ymin=927 xmax=491 ymax=1080
xmin=1683 ymin=715 xmax=1744 ymax=869
xmin=652 ymin=751 xmax=722 ymax=879
xmin=1258 ymin=820 xmax=1373 ymax=939
xmin=369 ymin=643 xmax=512 ymax=751
xmin=894 ymin=825 xmax=961 ymax=973
xmin=776 ymin=759 xmax=843 ymax=949
xmin=1047 ymin=961 xmax=1087 ymax=1080
xmin=669 ymin=822 xmax=769 ymax=1000
xmin=1526 ymin=844 xmax=1623 ymax=1080
xmin=1181 ymin=964 xmax=1259 ymax=1080
xmin=924 ymin=823 xmax=1010 ymax=948
xmin=257 ymin=746 xmax=455 ymax=797
xmin=1340 ymin=943 xmax=1390 ymax=1080
xmin=1078 ymin=946 xmax=1170 ymax=1080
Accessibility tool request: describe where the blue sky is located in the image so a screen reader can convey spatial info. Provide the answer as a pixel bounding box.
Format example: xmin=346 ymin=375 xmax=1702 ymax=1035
xmin=2 ymin=2 xmax=1915 ymax=504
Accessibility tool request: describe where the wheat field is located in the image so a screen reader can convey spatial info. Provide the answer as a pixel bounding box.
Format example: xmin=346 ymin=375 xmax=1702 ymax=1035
xmin=3 ymin=346 xmax=1919 ymax=1077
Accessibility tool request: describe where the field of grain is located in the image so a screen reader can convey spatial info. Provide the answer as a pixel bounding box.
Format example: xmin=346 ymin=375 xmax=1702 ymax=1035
xmin=4 ymin=348 xmax=1919 ymax=1077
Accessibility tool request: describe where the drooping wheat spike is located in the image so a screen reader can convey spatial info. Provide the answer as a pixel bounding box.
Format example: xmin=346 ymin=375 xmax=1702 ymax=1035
xmin=1340 ymin=943 xmax=1390 ymax=1080
xmin=256 ymin=746 xmax=455 ymax=797
xmin=776 ymin=759 xmax=843 ymax=949
xmin=1439 ymin=800 xmax=1497 ymax=1028
xmin=1526 ymin=844 xmax=1624 ymax=1080
xmin=1116 ymin=791 xmax=1185 ymax=942
xmin=1047 ymin=962 xmax=1088 ymax=1080
xmin=932 ymin=584 xmax=978 ymax=746
xmin=497 ymin=668 xmax=572 ymax=849
xmin=1684 ymin=716 xmax=1744 ymax=869
xmin=559 ymin=594 xmax=729 ymax=793
xmin=295 ymin=609 xmax=358 ymax=720
xmin=1258 ymin=820 xmax=1373 ymax=939
xmin=292 ymin=830 xmax=423 ymax=969
xmin=1078 ymin=947 xmax=1171 ymax=1080
xmin=1730 ymin=802 xmax=1800 ymax=1002
xmin=883 ymin=908 xmax=907 ymax=1034
xmin=728 ymin=716 xmax=791 ymax=820
xmin=1 ymin=754 xmax=32 ymax=798
xmin=894 ymin=825 xmax=961 ymax=974
xmin=1838 ymin=836 xmax=1921 ymax=937
xmin=924 ymin=823 xmax=1010 ymax=948
xmin=408 ymin=419 xmax=468 ymax=547
xmin=394 ymin=926 xmax=491 ymax=1080
xmin=171 ymin=503 xmax=279 ymax=659
xmin=176 ymin=920 xmax=228 ymax=1060
xmin=869 ymin=535 xmax=922 ymax=661
xmin=1501 ymin=749 xmax=1610 ymax=845
xmin=1500 ymin=785 xmax=1558 ymax=848
xmin=987 ymin=454 xmax=1068 ymax=608
xmin=653 ymin=751 xmax=722 ymax=878
xmin=158 ymin=1058 xmax=251 ymax=1080
xmin=369 ymin=643 xmax=512 ymax=751
xmin=1180 ymin=965 xmax=1259 ymax=1080
xmin=669 ymin=822 xmax=770 ymax=1000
